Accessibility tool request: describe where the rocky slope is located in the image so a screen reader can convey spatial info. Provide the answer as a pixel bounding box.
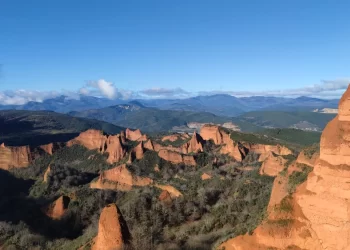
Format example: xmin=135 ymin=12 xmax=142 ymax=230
xmin=220 ymin=85 xmax=350 ymax=250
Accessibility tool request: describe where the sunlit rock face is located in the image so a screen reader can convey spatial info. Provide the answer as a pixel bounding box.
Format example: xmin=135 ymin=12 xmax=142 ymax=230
xmin=67 ymin=129 xmax=126 ymax=164
xmin=0 ymin=144 xmax=31 ymax=170
xmin=92 ymin=204 xmax=131 ymax=250
xmin=220 ymin=85 xmax=350 ymax=250
xmin=200 ymin=125 xmax=246 ymax=161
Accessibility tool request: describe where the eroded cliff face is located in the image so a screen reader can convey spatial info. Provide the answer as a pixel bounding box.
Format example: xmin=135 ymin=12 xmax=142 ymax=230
xmin=158 ymin=149 xmax=196 ymax=166
xmin=181 ymin=132 xmax=204 ymax=154
xmin=67 ymin=129 xmax=126 ymax=164
xmin=0 ymin=144 xmax=31 ymax=170
xmin=91 ymin=164 xmax=153 ymax=191
xmin=200 ymin=125 xmax=247 ymax=161
xmin=125 ymin=128 xmax=147 ymax=141
xmin=92 ymin=204 xmax=130 ymax=250
xmin=220 ymin=85 xmax=350 ymax=250
xmin=259 ymin=151 xmax=287 ymax=176
xmin=296 ymin=148 xmax=319 ymax=167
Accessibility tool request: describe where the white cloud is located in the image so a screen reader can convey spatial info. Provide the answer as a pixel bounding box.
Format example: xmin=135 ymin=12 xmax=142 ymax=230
xmin=199 ymin=79 xmax=350 ymax=98
xmin=0 ymin=90 xmax=60 ymax=105
xmin=86 ymin=79 xmax=117 ymax=99
xmin=0 ymin=78 xmax=347 ymax=106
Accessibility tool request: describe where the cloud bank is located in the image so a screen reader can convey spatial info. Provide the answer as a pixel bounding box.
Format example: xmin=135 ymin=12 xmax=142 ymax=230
xmin=0 ymin=78 xmax=348 ymax=105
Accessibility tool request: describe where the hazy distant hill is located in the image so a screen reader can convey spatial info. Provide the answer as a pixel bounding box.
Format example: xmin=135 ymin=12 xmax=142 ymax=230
xmin=0 ymin=94 xmax=340 ymax=117
xmin=0 ymin=110 xmax=124 ymax=146
xmin=138 ymin=95 xmax=339 ymax=116
xmin=239 ymin=111 xmax=336 ymax=131
xmin=0 ymin=95 xmax=125 ymax=113
xmin=69 ymin=103 xmax=261 ymax=132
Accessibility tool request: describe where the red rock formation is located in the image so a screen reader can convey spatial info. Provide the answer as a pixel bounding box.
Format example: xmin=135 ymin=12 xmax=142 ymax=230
xmin=200 ymin=124 xmax=225 ymax=144
xmin=246 ymin=144 xmax=293 ymax=161
xmin=259 ymin=151 xmax=287 ymax=176
xmin=67 ymin=130 xmax=126 ymax=164
xmin=220 ymin=85 xmax=350 ymax=250
xmin=200 ymin=125 xmax=247 ymax=161
xmin=67 ymin=129 xmax=107 ymax=151
xmin=155 ymin=184 xmax=182 ymax=198
xmin=158 ymin=149 xmax=196 ymax=166
xmin=162 ymin=134 xmax=183 ymax=142
xmin=296 ymin=147 xmax=319 ymax=167
xmin=91 ymin=164 xmax=153 ymax=191
xmin=182 ymin=132 xmax=203 ymax=154
xmin=0 ymin=144 xmax=31 ymax=170
xmin=39 ymin=143 xmax=54 ymax=155
xmin=92 ymin=204 xmax=130 ymax=250
xmin=125 ymin=128 xmax=144 ymax=141
xmin=105 ymin=135 xmax=126 ymax=164
xmin=201 ymin=173 xmax=212 ymax=180
xmin=45 ymin=196 xmax=70 ymax=219
xmin=159 ymin=190 xmax=173 ymax=205
xmin=133 ymin=141 xmax=145 ymax=160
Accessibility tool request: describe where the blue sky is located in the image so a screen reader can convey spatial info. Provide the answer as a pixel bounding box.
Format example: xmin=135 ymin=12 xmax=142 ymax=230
xmin=1 ymin=0 xmax=350 ymax=102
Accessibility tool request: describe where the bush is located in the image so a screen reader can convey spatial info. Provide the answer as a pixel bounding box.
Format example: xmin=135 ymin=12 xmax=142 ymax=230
xmin=288 ymin=164 xmax=312 ymax=193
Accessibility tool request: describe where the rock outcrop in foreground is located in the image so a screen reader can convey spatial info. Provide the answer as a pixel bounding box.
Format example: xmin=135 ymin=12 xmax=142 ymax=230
xmin=220 ymin=85 xmax=350 ymax=250
xmin=92 ymin=204 xmax=131 ymax=250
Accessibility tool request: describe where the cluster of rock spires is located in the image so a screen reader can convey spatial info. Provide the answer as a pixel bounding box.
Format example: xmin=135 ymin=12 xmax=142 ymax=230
xmin=5 ymin=107 xmax=347 ymax=250
xmin=220 ymin=86 xmax=350 ymax=250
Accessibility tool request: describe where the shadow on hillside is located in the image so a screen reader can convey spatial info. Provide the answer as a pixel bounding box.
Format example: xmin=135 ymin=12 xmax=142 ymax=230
xmin=0 ymin=169 xmax=83 ymax=239
xmin=0 ymin=132 xmax=79 ymax=147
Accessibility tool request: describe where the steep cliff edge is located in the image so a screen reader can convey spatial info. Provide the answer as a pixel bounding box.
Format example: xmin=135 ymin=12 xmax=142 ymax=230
xmin=220 ymin=85 xmax=350 ymax=250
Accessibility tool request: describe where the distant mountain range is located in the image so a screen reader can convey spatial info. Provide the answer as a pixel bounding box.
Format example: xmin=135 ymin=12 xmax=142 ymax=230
xmin=69 ymin=102 xmax=336 ymax=133
xmin=0 ymin=94 xmax=339 ymax=116
xmin=0 ymin=95 xmax=338 ymax=133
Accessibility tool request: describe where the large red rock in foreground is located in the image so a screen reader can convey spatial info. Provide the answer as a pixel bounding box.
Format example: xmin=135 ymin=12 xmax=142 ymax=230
xmin=92 ymin=204 xmax=130 ymax=250
xmin=220 ymin=85 xmax=350 ymax=250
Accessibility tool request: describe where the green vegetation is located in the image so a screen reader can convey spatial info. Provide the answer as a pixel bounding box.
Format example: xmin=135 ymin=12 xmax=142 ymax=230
xmin=267 ymin=219 xmax=294 ymax=227
xmin=230 ymin=131 xmax=275 ymax=145
xmin=259 ymin=128 xmax=321 ymax=148
xmin=0 ymin=110 xmax=124 ymax=146
xmin=278 ymin=195 xmax=293 ymax=213
xmin=0 ymin=130 xmax=276 ymax=250
xmin=303 ymin=143 xmax=320 ymax=159
xmin=239 ymin=111 xmax=335 ymax=131
xmin=288 ymin=164 xmax=313 ymax=193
